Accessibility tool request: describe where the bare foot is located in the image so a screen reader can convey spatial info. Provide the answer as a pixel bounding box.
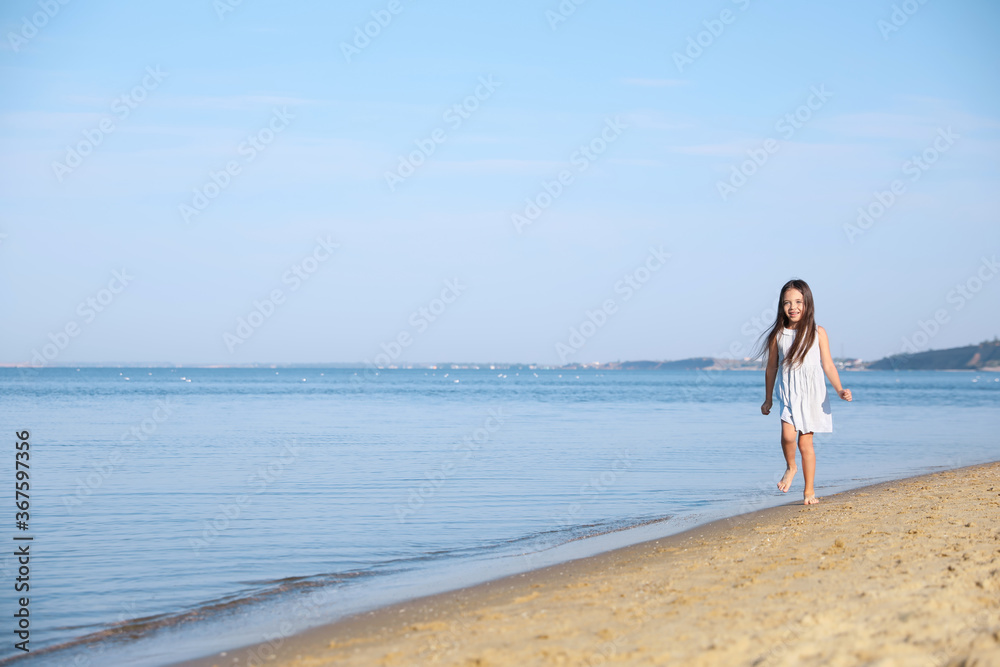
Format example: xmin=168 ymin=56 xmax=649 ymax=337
xmin=777 ymin=467 xmax=797 ymax=493
xmin=803 ymin=494 xmax=819 ymax=505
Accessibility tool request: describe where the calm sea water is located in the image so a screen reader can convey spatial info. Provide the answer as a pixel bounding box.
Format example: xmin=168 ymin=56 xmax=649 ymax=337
xmin=0 ymin=367 xmax=997 ymax=665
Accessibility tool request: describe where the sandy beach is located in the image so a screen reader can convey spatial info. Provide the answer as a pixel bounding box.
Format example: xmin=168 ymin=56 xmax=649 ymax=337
xmin=180 ymin=461 xmax=1000 ymax=667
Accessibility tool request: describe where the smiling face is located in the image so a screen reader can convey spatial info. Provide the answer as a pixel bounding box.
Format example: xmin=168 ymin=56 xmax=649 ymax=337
xmin=782 ymin=288 xmax=805 ymax=327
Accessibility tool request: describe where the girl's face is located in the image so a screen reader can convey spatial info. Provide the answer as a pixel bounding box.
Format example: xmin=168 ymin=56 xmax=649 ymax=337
xmin=782 ymin=288 xmax=805 ymax=326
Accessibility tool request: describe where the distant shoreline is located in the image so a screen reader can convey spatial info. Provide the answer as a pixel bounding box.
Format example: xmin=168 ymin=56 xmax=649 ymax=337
xmin=2 ymin=363 xmax=997 ymax=371
xmin=4 ymin=338 xmax=998 ymax=371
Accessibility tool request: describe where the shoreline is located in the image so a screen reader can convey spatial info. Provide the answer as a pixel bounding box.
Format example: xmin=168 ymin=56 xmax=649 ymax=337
xmin=174 ymin=460 xmax=1000 ymax=667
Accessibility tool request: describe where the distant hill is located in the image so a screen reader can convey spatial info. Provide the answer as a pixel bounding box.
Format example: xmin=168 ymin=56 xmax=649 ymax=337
xmin=557 ymin=340 xmax=1000 ymax=372
xmin=612 ymin=358 xmax=716 ymax=371
xmin=867 ymin=339 xmax=1000 ymax=371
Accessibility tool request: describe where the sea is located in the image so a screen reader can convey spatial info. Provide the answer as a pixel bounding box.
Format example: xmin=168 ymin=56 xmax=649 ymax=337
xmin=0 ymin=367 xmax=997 ymax=665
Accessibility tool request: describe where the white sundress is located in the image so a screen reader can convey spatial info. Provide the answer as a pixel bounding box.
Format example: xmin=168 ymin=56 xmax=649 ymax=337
xmin=776 ymin=326 xmax=832 ymax=434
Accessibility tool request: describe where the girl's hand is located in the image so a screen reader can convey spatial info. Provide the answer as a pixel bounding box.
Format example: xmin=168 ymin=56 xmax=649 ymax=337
xmin=761 ymin=399 xmax=772 ymax=415
xmin=838 ymin=388 xmax=852 ymax=402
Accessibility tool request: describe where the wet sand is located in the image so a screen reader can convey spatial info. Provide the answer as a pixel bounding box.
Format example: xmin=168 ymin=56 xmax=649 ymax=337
xmin=178 ymin=461 xmax=1000 ymax=667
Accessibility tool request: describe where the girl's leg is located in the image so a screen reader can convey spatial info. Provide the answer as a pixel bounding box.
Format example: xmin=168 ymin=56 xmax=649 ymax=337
xmin=777 ymin=420 xmax=798 ymax=492
xmin=798 ymin=432 xmax=818 ymax=504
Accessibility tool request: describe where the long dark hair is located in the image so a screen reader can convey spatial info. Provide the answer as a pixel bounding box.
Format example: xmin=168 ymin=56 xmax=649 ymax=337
xmin=752 ymin=279 xmax=817 ymax=369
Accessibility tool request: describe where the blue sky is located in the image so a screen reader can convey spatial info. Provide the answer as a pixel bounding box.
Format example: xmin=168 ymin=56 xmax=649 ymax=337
xmin=1 ymin=0 xmax=998 ymax=365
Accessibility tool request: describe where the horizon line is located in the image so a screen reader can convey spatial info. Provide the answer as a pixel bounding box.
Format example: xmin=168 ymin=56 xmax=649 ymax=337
xmin=0 ymin=356 xmax=863 ymax=370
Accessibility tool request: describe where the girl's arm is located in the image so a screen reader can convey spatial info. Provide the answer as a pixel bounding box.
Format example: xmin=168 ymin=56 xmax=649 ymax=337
xmin=817 ymin=326 xmax=852 ymax=401
xmin=761 ymin=336 xmax=778 ymax=414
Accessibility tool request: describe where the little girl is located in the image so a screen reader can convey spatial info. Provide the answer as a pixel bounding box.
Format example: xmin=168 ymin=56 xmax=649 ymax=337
xmin=757 ymin=279 xmax=851 ymax=505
